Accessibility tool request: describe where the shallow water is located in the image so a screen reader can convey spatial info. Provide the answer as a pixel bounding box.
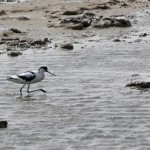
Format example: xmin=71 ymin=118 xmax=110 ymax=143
xmin=0 ymin=41 xmax=150 ymax=150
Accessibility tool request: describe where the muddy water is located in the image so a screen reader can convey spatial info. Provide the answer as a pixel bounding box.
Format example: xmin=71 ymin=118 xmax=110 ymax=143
xmin=0 ymin=41 xmax=150 ymax=150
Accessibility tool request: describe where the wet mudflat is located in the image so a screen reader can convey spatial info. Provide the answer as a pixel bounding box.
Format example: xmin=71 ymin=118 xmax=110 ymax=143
xmin=0 ymin=40 xmax=150 ymax=150
xmin=0 ymin=0 xmax=150 ymax=149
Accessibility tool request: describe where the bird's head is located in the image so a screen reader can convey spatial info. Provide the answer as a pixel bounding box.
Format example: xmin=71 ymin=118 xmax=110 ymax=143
xmin=39 ymin=66 xmax=56 ymax=76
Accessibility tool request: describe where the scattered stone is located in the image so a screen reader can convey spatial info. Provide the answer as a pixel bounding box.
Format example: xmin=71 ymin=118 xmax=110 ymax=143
xmin=66 ymin=23 xmax=84 ymax=30
xmin=83 ymin=13 xmax=102 ymax=21
xmin=92 ymin=17 xmax=131 ymax=28
xmin=60 ymin=16 xmax=92 ymax=30
xmin=0 ymin=10 xmax=6 ymax=16
xmin=0 ymin=121 xmax=7 ymax=128
xmin=0 ymin=37 xmax=50 ymax=50
xmin=113 ymin=39 xmax=121 ymax=42
xmin=30 ymin=38 xmax=49 ymax=46
xmin=17 ymin=16 xmax=30 ymax=21
xmin=113 ymin=18 xmax=132 ymax=27
xmin=7 ymin=52 xmax=22 ymax=57
xmin=139 ymin=33 xmax=147 ymax=37
xmin=132 ymin=74 xmax=140 ymax=77
xmin=62 ymin=9 xmax=83 ymax=15
xmin=60 ymin=43 xmax=74 ymax=50
xmin=120 ymin=3 xmax=128 ymax=7
xmin=3 ymin=33 xmax=8 ymax=37
xmin=126 ymin=81 xmax=150 ymax=88
xmin=92 ymin=20 xmax=110 ymax=28
xmin=10 ymin=28 xmax=22 ymax=33
xmin=59 ymin=14 xmax=131 ymax=30
xmin=93 ymin=5 xmax=110 ymax=10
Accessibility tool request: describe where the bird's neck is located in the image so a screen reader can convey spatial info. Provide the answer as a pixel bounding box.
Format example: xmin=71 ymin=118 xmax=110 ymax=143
xmin=38 ymin=70 xmax=45 ymax=75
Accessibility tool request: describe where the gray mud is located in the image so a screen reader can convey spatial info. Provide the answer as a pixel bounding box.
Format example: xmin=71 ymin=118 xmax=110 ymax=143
xmin=0 ymin=1 xmax=150 ymax=150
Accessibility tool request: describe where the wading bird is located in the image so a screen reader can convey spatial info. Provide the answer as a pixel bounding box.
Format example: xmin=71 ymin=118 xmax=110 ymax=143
xmin=7 ymin=66 xmax=56 ymax=97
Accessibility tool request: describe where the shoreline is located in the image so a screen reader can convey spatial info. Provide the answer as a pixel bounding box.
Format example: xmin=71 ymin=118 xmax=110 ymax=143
xmin=0 ymin=0 xmax=150 ymax=55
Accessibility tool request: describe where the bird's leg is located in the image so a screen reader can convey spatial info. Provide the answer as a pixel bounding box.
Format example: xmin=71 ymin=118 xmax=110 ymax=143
xmin=27 ymin=84 xmax=47 ymax=93
xmin=20 ymin=84 xmax=26 ymax=97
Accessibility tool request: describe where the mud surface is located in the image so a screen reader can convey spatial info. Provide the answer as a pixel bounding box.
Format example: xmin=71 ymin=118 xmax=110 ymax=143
xmin=0 ymin=0 xmax=150 ymax=150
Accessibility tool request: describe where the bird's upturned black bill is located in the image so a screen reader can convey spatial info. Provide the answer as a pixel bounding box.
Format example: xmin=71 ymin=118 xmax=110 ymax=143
xmin=47 ymin=71 xmax=56 ymax=76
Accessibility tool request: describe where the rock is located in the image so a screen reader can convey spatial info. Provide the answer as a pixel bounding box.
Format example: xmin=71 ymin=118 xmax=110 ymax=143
xmin=66 ymin=23 xmax=84 ymax=30
xmin=3 ymin=33 xmax=8 ymax=37
xmin=0 ymin=37 xmax=50 ymax=50
xmin=92 ymin=17 xmax=131 ymax=28
xmin=126 ymin=82 xmax=150 ymax=88
xmin=0 ymin=10 xmax=6 ymax=16
xmin=7 ymin=52 xmax=22 ymax=57
xmin=62 ymin=9 xmax=83 ymax=15
xmin=17 ymin=16 xmax=30 ymax=21
xmin=92 ymin=20 xmax=111 ymax=28
xmin=93 ymin=5 xmax=110 ymax=10
xmin=60 ymin=43 xmax=74 ymax=50
xmin=139 ymin=33 xmax=147 ymax=37
xmin=83 ymin=13 xmax=102 ymax=21
xmin=120 ymin=3 xmax=128 ymax=7
xmin=113 ymin=39 xmax=121 ymax=42
xmin=60 ymin=14 xmax=131 ymax=30
xmin=9 ymin=28 xmax=22 ymax=33
xmin=113 ymin=18 xmax=132 ymax=27
xmin=30 ymin=38 xmax=49 ymax=46
xmin=60 ymin=16 xmax=92 ymax=29
xmin=0 ymin=121 xmax=7 ymax=128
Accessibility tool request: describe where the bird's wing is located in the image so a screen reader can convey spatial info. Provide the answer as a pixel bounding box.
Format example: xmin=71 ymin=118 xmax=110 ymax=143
xmin=17 ymin=71 xmax=36 ymax=81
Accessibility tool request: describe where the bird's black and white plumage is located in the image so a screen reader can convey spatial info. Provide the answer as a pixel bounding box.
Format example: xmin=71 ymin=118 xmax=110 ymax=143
xmin=7 ymin=66 xmax=56 ymax=97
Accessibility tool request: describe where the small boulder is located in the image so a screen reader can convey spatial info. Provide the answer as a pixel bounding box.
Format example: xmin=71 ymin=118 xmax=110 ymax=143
xmin=17 ymin=16 xmax=30 ymax=21
xmin=60 ymin=43 xmax=74 ymax=50
xmin=126 ymin=81 xmax=150 ymax=88
xmin=0 ymin=10 xmax=6 ymax=16
xmin=62 ymin=9 xmax=83 ymax=15
xmin=10 ymin=28 xmax=22 ymax=33
xmin=7 ymin=52 xmax=22 ymax=57
xmin=0 ymin=121 xmax=7 ymax=128
xmin=113 ymin=18 xmax=132 ymax=27
xmin=93 ymin=5 xmax=110 ymax=10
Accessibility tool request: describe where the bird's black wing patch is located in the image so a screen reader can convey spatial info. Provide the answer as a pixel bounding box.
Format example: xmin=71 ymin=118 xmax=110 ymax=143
xmin=17 ymin=71 xmax=36 ymax=81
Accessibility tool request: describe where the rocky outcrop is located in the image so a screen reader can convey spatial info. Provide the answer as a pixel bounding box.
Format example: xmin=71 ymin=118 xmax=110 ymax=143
xmin=58 ymin=13 xmax=131 ymax=30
